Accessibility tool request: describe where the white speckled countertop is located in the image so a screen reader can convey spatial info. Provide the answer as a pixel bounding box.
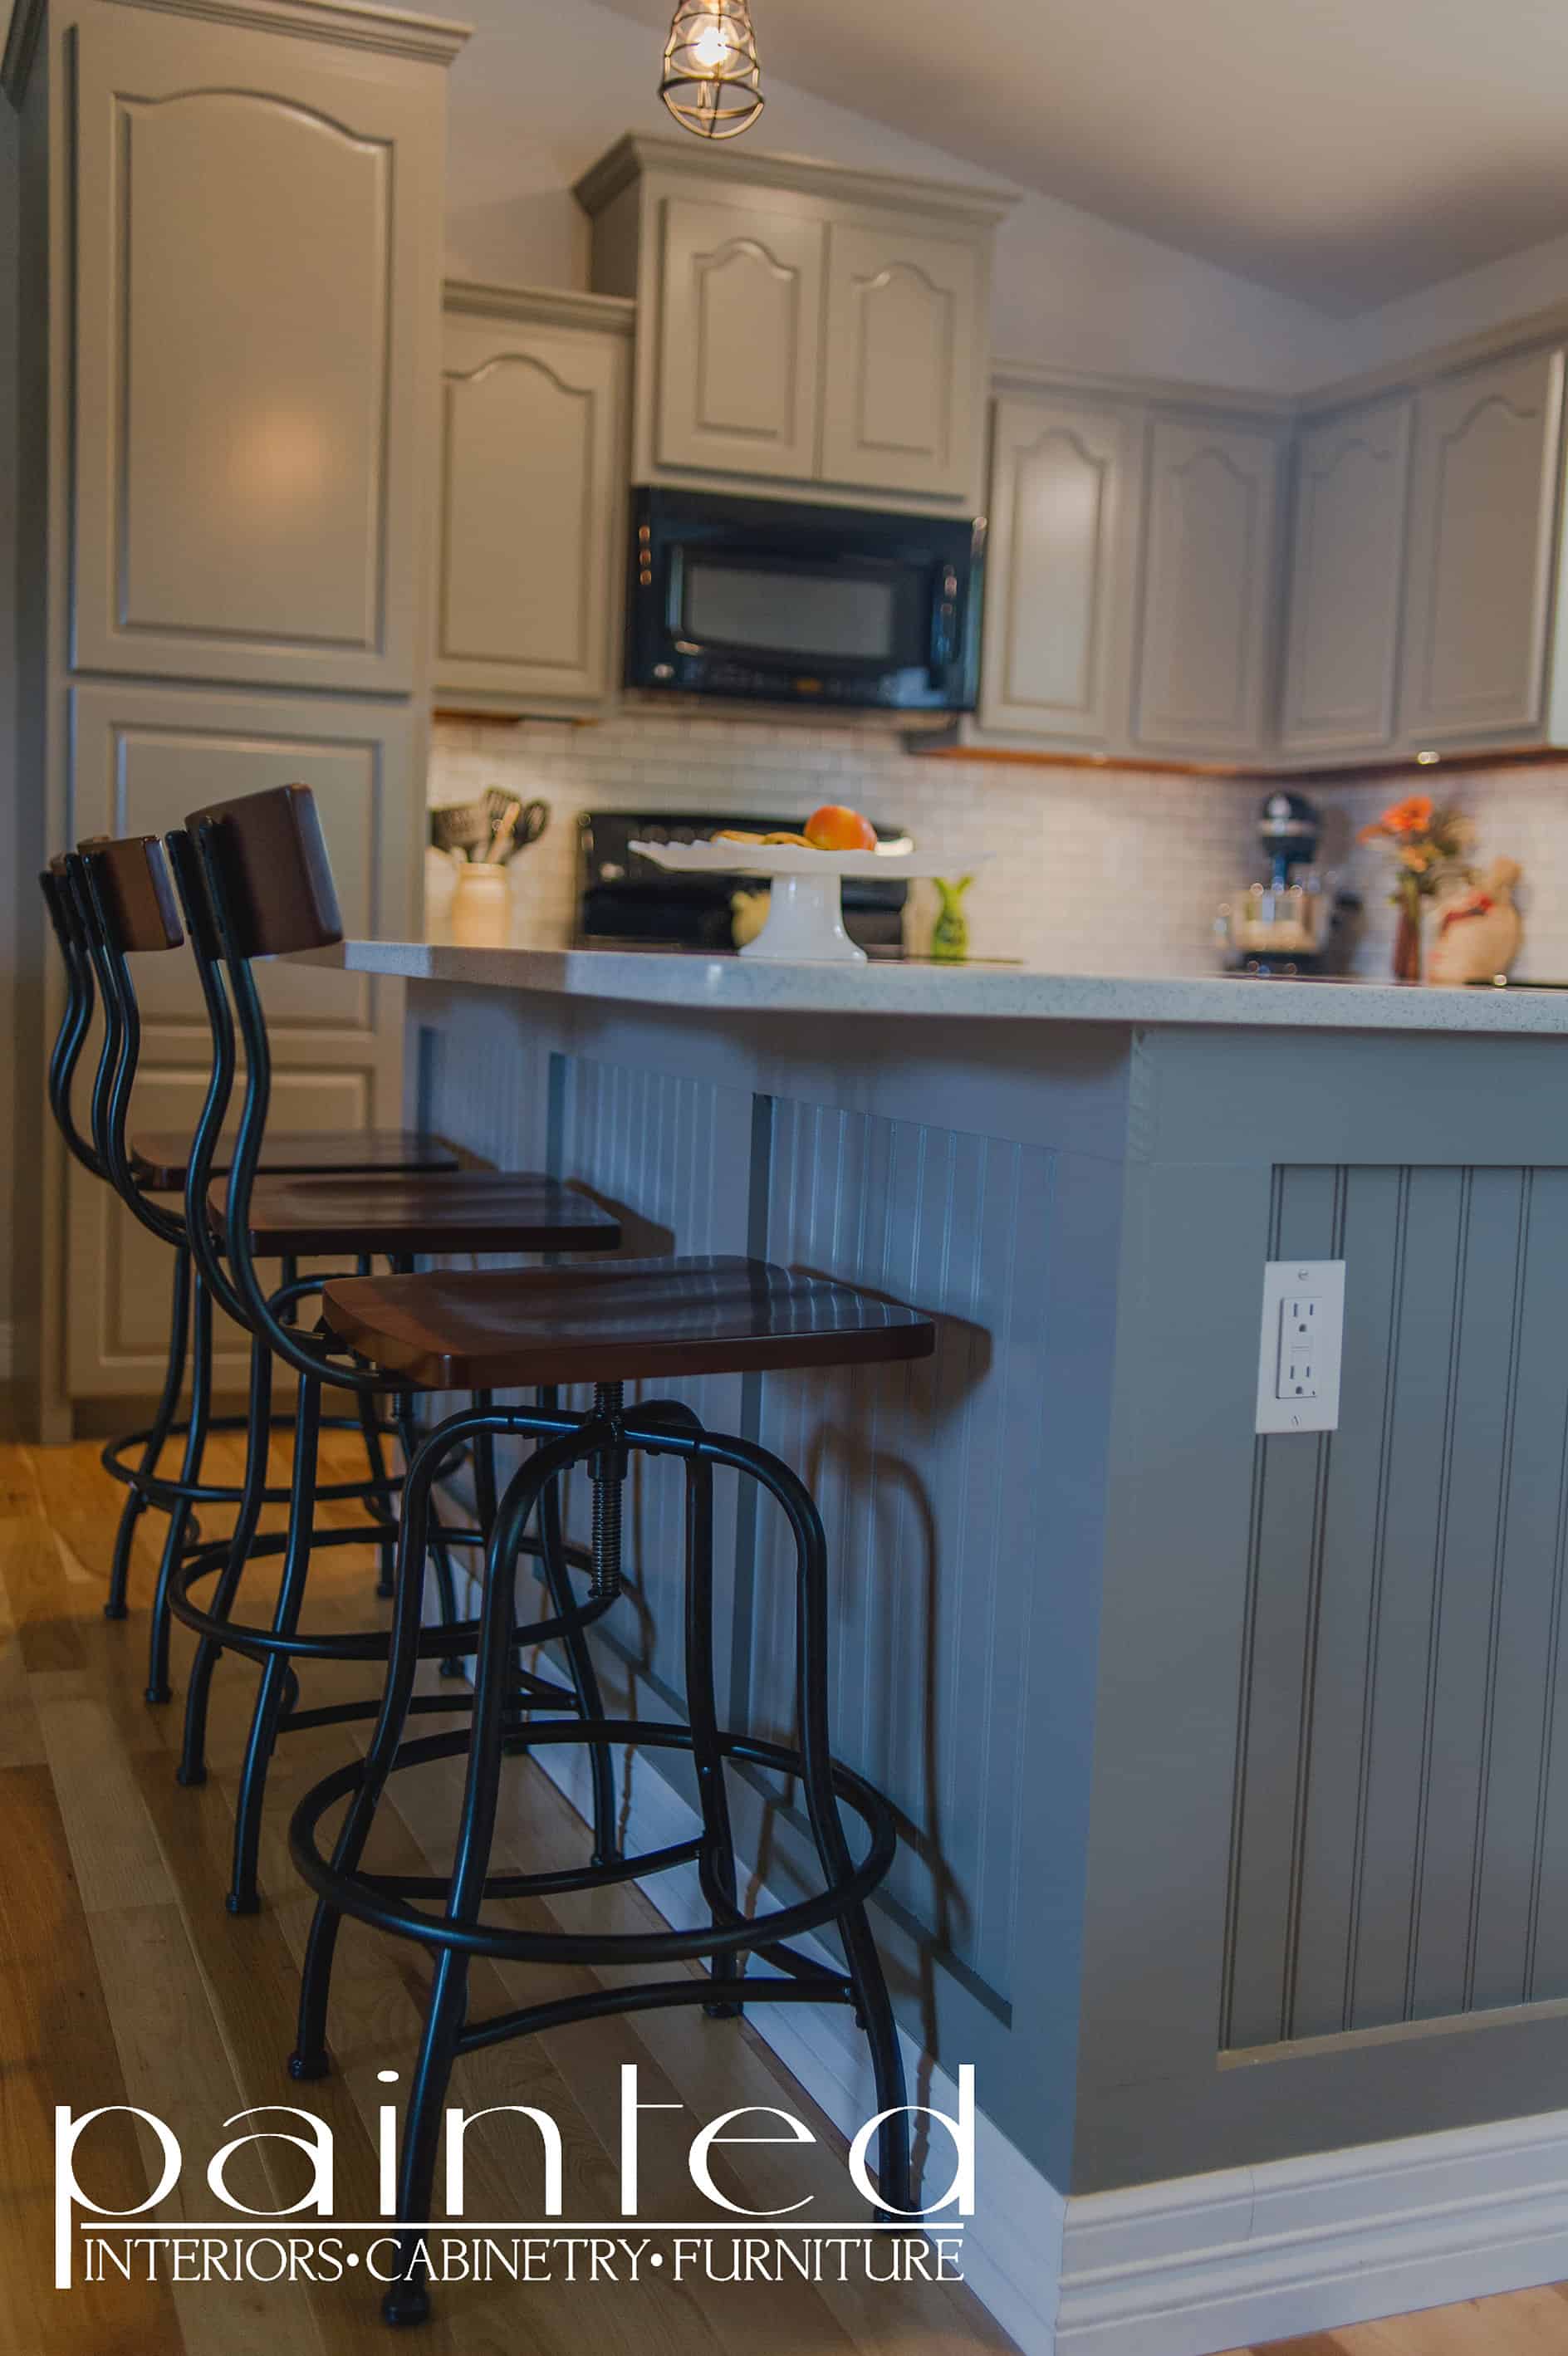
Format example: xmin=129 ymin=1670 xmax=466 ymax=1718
xmin=316 ymin=939 xmax=1568 ymax=1033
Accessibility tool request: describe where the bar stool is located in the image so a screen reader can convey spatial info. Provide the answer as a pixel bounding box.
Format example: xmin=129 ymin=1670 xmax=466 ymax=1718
xmin=287 ymin=1271 xmax=935 ymax=2323
xmin=145 ymin=788 xmax=625 ymax=1915
xmin=38 ymin=854 xmax=460 ymax=1653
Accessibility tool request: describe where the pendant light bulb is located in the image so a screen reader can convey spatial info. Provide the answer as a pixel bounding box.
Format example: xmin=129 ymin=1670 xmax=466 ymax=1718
xmin=659 ymin=1 xmax=765 ymax=141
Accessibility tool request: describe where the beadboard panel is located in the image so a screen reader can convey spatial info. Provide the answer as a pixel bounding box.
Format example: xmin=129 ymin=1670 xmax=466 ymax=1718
xmin=747 ymin=1098 xmax=1057 ymax=2009
xmin=556 ymin=1054 xmax=753 ymax=1714
xmin=1225 ymin=1161 xmax=1568 ymax=2052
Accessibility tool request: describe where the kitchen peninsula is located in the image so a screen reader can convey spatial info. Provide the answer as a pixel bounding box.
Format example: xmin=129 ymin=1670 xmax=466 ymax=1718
xmin=332 ymin=935 xmax=1568 ymax=2349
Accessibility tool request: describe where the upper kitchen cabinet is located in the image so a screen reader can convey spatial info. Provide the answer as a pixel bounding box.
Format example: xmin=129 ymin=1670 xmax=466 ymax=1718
xmin=1399 ymin=348 xmax=1566 ymax=747
xmin=576 ymin=135 xmax=1011 ymax=512
xmin=978 ymin=390 xmax=1139 ymax=742
xmin=1279 ymin=394 xmax=1414 ymax=758
xmin=434 ymin=284 xmax=633 ymax=714
xmin=819 ymin=223 xmax=983 ymax=498
xmin=70 ymin=0 xmax=453 ymax=693
xmin=1132 ymin=413 xmax=1284 ymax=757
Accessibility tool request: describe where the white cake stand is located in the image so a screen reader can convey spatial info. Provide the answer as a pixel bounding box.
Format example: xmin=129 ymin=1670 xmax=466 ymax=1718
xmin=630 ymin=839 xmax=979 ymax=963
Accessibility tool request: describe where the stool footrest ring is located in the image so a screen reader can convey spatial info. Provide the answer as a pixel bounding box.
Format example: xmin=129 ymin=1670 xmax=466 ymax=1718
xmin=457 ymin=1972 xmax=857 ymax=2059
xmin=288 ymin=1717 xmax=898 ymax=1967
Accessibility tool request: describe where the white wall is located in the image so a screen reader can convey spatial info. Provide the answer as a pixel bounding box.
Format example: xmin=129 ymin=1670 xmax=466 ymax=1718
xmin=1331 ymin=226 xmax=1568 ymax=387
xmin=444 ymin=0 xmax=1342 ymax=394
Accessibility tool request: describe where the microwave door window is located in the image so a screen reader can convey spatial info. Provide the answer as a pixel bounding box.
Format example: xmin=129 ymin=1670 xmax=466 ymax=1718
xmin=681 ymin=556 xmax=901 ymax=664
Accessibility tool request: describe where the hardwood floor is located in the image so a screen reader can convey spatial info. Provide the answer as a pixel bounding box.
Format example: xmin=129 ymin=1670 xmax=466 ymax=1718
xmin=2 ymin=1430 xmax=1566 ymax=2356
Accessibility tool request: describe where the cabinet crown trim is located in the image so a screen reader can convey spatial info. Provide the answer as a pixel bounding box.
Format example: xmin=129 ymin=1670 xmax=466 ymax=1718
xmin=443 ymin=278 xmax=635 ymax=336
xmin=572 ymin=130 xmax=1017 ymax=228
xmin=3 ymin=0 xmax=470 ymax=102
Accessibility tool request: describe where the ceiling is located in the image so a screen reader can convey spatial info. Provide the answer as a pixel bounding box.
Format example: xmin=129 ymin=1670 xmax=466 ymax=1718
xmin=595 ymin=0 xmax=1568 ymax=315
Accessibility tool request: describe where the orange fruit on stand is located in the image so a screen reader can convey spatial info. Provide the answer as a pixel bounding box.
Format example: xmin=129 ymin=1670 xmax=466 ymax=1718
xmin=804 ymin=804 xmax=878 ymax=852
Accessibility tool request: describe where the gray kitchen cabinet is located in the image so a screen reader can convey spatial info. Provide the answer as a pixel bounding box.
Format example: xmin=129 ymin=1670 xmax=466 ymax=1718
xmin=1133 ymin=413 xmax=1283 ymax=756
xmin=435 ymin=285 xmax=633 ymax=713
xmin=66 ymin=682 xmax=418 ymax=1398
xmin=10 ymin=0 xmax=459 ymax=1429
xmin=978 ymin=391 xmax=1139 ymax=742
xmin=1279 ymin=395 xmax=1414 ymax=757
xmin=1399 ymin=348 xmax=1566 ymax=747
xmin=820 ymin=222 xmax=985 ymax=498
xmin=71 ymin=1 xmax=446 ymax=695
xmin=577 ymin=134 xmax=1011 ymax=512
xmin=655 ymin=197 xmax=823 ymax=482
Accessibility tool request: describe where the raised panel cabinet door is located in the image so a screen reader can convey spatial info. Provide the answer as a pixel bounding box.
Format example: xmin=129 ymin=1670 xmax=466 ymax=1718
xmin=1280 ymin=395 xmax=1414 ymax=755
xmin=1399 ymin=349 xmax=1566 ymax=745
xmin=66 ymin=681 xmax=418 ymax=1396
xmin=656 ymin=197 xmax=823 ymax=480
xmin=436 ymin=314 xmax=628 ymax=706
xmin=1132 ymin=414 xmax=1282 ymax=754
xmin=821 ymin=222 xmax=983 ymax=498
xmin=979 ymin=394 xmax=1136 ymax=741
xmin=71 ymin=3 xmax=442 ymax=693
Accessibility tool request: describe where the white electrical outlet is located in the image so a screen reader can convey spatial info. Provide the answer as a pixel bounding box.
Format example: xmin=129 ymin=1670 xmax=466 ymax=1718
xmin=1256 ymin=1259 xmax=1345 ymax=1434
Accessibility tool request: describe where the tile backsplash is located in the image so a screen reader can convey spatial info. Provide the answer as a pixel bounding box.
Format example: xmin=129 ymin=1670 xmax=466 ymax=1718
xmin=428 ymin=713 xmax=1260 ymax=972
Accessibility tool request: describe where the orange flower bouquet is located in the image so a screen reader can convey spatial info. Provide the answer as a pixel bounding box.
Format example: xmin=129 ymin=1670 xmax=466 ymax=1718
xmin=1357 ymin=795 xmax=1475 ymax=981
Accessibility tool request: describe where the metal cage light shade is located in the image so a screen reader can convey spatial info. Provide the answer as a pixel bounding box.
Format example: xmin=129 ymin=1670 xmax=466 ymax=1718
xmin=659 ymin=0 xmax=765 ymax=140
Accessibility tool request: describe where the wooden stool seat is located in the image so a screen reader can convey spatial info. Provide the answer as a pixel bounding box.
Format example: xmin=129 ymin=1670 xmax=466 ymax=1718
xmin=213 ymin=1171 xmax=622 ymax=1260
xmin=132 ymin=1128 xmax=461 ymax=1191
xmin=321 ymin=1254 xmax=935 ymax=1390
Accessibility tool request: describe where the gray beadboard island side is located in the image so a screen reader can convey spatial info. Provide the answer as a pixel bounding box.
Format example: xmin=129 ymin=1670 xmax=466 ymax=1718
xmin=318 ymin=938 xmax=1568 ymax=2210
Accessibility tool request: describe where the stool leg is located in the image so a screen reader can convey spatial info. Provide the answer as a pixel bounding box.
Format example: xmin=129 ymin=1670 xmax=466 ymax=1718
xmin=684 ymin=1448 xmax=745 ymax=2017
xmin=383 ymin=1450 xmax=531 ymax=2329
xmin=394 ymin=1399 xmax=465 ymax=1678
xmin=145 ymin=1267 xmax=213 ymax=1704
xmin=106 ymin=1243 xmax=192 ymax=1619
xmin=226 ymin=1374 xmax=322 ymax=1916
xmin=291 ymin=1412 xmax=468 ymax=2079
xmin=178 ymin=1335 xmax=273 ymax=1788
xmin=537 ymin=1463 xmax=619 ymax=1866
xmin=354 ymin=1388 xmax=399 ymax=1600
xmin=786 ymin=1464 xmax=914 ymax=2218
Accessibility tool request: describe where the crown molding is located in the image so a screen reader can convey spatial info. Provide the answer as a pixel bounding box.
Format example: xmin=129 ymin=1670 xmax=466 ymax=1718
xmin=443 ymin=277 xmax=636 ymax=336
xmin=573 ymin=129 xmax=1017 ymax=227
xmin=4 ymin=0 xmax=470 ymax=104
xmin=990 ymin=352 xmax=1298 ymax=420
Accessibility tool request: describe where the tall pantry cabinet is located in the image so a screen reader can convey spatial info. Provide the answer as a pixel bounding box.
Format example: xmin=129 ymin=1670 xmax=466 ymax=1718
xmin=6 ymin=0 xmax=466 ymax=1432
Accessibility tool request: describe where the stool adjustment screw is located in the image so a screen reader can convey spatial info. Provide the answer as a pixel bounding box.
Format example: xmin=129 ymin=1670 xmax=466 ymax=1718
xmin=589 ymin=1380 xmax=627 ymax=1604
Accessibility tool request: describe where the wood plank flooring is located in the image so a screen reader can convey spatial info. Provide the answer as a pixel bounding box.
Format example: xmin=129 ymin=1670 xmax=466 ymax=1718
xmin=2 ymin=1432 xmax=1565 ymax=2356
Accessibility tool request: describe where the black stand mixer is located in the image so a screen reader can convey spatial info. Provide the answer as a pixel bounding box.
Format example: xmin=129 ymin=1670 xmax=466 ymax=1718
xmin=1216 ymin=791 xmax=1360 ymax=977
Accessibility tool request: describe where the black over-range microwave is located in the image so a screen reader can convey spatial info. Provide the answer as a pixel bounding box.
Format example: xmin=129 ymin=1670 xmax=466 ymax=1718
xmin=626 ymin=487 xmax=984 ymax=714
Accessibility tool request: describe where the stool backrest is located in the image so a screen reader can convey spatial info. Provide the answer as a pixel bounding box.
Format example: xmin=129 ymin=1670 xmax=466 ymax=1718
xmin=38 ymin=856 xmax=103 ymax=1177
xmin=185 ymin=782 xmax=343 ymax=959
xmin=66 ymin=835 xmax=189 ymax=1251
xmin=172 ymin=785 xmax=371 ymax=1390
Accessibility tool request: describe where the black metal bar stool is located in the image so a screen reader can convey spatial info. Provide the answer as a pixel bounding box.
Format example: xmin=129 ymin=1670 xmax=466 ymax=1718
xmin=38 ymin=851 xmax=461 ymax=1653
xmin=150 ymin=786 xmax=626 ymax=1916
xmin=287 ymin=1261 xmax=935 ymax=2327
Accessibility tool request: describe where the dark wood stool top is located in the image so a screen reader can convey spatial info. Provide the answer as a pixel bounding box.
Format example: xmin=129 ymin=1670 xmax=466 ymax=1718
xmin=131 ymin=1128 xmax=463 ymax=1191
xmin=213 ymin=1170 xmax=622 ymax=1260
xmin=321 ymin=1256 xmax=936 ymax=1390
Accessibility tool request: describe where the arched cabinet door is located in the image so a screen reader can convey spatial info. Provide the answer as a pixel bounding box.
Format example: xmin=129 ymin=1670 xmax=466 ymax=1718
xmin=655 ymin=197 xmax=824 ymax=482
xmin=1399 ymin=350 xmax=1565 ymax=746
xmin=1279 ymin=396 xmax=1414 ymax=757
xmin=435 ymin=307 xmax=630 ymax=709
xmin=979 ymin=394 xmax=1137 ymax=742
xmin=71 ymin=5 xmax=440 ymax=693
xmin=820 ymin=223 xmax=984 ymax=499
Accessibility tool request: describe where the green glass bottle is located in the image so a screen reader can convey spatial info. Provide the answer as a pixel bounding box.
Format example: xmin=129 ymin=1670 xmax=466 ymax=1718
xmin=930 ymin=874 xmax=973 ymax=963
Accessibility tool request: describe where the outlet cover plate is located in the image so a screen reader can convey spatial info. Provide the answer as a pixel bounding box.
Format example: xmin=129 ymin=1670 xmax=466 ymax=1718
xmin=1256 ymin=1258 xmax=1345 ymax=1434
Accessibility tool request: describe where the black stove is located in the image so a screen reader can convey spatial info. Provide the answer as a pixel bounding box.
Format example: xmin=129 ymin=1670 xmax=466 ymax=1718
xmin=575 ymin=810 xmax=909 ymax=958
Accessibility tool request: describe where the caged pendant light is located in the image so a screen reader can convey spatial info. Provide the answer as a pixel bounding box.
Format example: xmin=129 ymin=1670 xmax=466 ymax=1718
xmin=659 ymin=0 xmax=765 ymax=140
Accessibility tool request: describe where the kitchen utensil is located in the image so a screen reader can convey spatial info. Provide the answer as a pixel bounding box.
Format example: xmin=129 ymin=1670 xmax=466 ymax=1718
xmin=430 ymin=801 xmax=492 ymax=863
xmin=488 ymin=799 xmax=523 ymax=862
xmin=483 ymin=790 xmax=548 ymax=858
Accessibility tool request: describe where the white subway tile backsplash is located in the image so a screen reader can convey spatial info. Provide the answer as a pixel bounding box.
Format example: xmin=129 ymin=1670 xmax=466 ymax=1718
xmin=429 ymin=714 xmax=1260 ymax=972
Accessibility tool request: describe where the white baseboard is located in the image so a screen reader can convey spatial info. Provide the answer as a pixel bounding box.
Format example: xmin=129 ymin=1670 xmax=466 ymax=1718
xmin=461 ymin=1550 xmax=1568 ymax=2355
